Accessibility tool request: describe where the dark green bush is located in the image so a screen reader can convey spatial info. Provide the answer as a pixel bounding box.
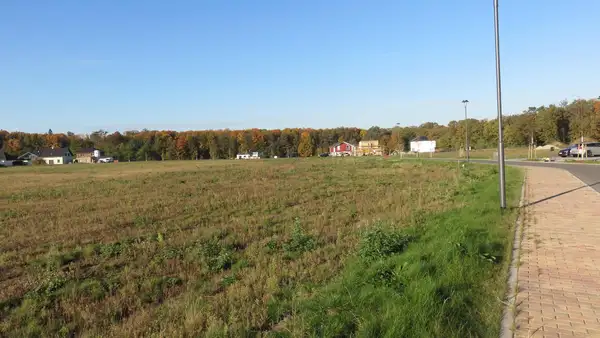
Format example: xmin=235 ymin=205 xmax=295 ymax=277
xmin=358 ymin=224 xmax=414 ymax=261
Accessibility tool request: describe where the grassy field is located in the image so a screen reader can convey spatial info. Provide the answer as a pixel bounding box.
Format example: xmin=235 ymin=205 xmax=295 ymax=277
xmin=429 ymin=147 xmax=556 ymax=159
xmin=0 ymin=158 xmax=522 ymax=337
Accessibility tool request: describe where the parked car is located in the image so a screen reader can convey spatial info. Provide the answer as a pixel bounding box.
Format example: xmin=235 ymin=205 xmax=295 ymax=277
xmin=570 ymin=142 xmax=600 ymax=157
xmin=98 ymin=157 xmax=114 ymax=163
xmin=319 ymin=153 xmax=329 ymax=157
xmin=558 ymin=144 xmax=577 ymax=157
xmin=11 ymin=160 xmax=27 ymax=166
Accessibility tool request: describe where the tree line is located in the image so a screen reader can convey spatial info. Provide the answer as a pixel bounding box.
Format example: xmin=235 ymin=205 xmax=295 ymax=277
xmin=2 ymin=97 xmax=599 ymax=160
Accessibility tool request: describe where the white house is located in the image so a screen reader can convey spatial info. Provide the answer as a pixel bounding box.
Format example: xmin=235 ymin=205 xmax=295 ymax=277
xmin=236 ymin=152 xmax=261 ymax=160
xmin=33 ymin=147 xmax=74 ymax=165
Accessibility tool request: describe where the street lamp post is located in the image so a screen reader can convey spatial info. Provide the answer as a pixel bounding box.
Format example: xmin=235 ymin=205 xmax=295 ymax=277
xmin=462 ymin=100 xmax=470 ymax=161
xmin=494 ymin=0 xmax=507 ymax=209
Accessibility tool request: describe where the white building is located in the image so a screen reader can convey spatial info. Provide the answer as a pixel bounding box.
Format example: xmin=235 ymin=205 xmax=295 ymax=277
xmin=410 ymin=136 xmax=436 ymax=153
xmin=236 ymin=152 xmax=261 ymax=160
xmin=31 ymin=147 xmax=74 ymax=165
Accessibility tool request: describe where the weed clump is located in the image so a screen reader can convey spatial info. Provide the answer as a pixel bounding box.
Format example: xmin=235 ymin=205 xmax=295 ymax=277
xmin=282 ymin=218 xmax=316 ymax=258
xmin=141 ymin=276 xmax=183 ymax=304
xmin=197 ymin=238 xmax=235 ymax=272
xmin=358 ymin=224 xmax=414 ymax=261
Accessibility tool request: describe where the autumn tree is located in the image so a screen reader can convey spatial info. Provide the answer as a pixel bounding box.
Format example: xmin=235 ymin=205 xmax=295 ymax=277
xmin=175 ymin=135 xmax=188 ymax=160
xmin=3 ymin=96 xmax=598 ymax=161
xmin=207 ymin=133 xmax=220 ymax=159
xmin=297 ymin=131 xmax=314 ymax=157
xmin=7 ymin=138 xmax=22 ymax=154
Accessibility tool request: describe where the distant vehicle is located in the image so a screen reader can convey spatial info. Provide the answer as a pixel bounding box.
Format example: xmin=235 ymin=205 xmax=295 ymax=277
xmin=98 ymin=157 xmax=114 ymax=163
xmin=570 ymin=142 xmax=600 ymax=157
xmin=319 ymin=153 xmax=329 ymax=157
xmin=558 ymin=144 xmax=577 ymax=157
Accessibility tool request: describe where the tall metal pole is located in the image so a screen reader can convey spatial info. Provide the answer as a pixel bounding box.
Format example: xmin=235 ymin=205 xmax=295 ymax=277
xmin=462 ymin=100 xmax=470 ymax=161
xmin=494 ymin=0 xmax=506 ymax=209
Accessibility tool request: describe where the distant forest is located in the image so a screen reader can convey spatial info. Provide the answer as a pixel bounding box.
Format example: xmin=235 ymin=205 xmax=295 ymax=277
xmin=2 ymin=97 xmax=599 ymax=160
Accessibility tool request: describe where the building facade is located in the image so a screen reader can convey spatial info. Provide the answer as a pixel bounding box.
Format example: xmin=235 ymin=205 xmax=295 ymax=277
xmin=76 ymin=148 xmax=102 ymax=163
xmin=329 ymin=142 xmax=356 ymax=156
xmin=35 ymin=147 xmax=74 ymax=165
xmin=357 ymin=140 xmax=383 ymax=156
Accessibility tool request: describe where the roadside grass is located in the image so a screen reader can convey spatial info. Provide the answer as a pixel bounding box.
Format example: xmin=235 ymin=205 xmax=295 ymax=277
xmin=0 ymin=158 xmax=521 ymax=337
xmin=271 ymin=162 xmax=523 ymax=337
xmin=431 ymin=147 xmax=555 ymax=159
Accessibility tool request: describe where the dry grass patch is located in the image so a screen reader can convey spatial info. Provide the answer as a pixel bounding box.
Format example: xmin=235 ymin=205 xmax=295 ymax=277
xmin=0 ymin=158 xmax=521 ymax=337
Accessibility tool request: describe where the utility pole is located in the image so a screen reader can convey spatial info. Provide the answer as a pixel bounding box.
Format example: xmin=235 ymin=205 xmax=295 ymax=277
xmin=462 ymin=100 xmax=470 ymax=162
xmin=494 ymin=0 xmax=506 ymax=209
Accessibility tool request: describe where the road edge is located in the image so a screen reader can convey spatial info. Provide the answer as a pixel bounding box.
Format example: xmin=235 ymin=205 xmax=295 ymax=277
xmin=563 ymin=169 xmax=600 ymax=195
xmin=499 ymin=168 xmax=528 ymax=338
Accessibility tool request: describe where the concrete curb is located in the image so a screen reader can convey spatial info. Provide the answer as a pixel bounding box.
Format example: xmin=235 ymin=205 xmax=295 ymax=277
xmin=499 ymin=170 xmax=528 ymax=338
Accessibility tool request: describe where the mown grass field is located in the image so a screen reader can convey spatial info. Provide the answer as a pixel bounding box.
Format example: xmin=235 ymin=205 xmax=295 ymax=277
xmin=0 ymin=158 xmax=522 ymax=337
xmin=431 ymin=147 xmax=556 ymax=159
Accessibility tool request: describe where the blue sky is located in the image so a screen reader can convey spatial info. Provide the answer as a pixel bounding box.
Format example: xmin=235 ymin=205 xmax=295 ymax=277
xmin=1 ymin=0 xmax=599 ymax=133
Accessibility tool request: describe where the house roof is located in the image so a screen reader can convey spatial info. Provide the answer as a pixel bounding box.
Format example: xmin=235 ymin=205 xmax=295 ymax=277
xmin=78 ymin=148 xmax=96 ymax=154
xmin=18 ymin=152 xmax=38 ymax=160
xmin=34 ymin=147 xmax=72 ymax=157
xmin=331 ymin=141 xmax=355 ymax=147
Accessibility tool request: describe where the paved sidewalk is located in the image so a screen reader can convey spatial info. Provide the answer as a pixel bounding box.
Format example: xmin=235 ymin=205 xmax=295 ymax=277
xmin=514 ymin=167 xmax=600 ymax=337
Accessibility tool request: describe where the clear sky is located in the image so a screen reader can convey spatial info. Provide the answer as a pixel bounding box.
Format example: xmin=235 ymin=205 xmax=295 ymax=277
xmin=2 ymin=0 xmax=599 ymax=133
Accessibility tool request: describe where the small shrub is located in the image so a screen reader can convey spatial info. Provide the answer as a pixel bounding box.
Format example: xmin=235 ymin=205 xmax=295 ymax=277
xmin=30 ymin=276 xmax=68 ymax=300
xmin=160 ymin=246 xmax=183 ymax=260
xmin=282 ymin=218 xmax=316 ymax=257
xmin=42 ymin=249 xmax=83 ymax=271
xmin=221 ymin=274 xmax=237 ymax=287
xmin=265 ymin=239 xmax=279 ymax=253
xmin=82 ymin=244 xmax=99 ymax=258
xmin=198 ymin=238 xmax=235 ymax=272
xmin=370 ymin=265 xmax=400 ymax=288
xmin=232 ymin=259 xmax=249 ymax=272
xmin=78 ymin=279 xmax=107 ymax=301
xmin=99 ymin=242 xmax=125 ymax=258
xmin=359 ymin=225 xmax=413 ymax=261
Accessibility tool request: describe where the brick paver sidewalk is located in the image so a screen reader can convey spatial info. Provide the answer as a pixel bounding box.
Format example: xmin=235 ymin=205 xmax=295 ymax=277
xmin=514 ymin=167 xmax=600 ymax=337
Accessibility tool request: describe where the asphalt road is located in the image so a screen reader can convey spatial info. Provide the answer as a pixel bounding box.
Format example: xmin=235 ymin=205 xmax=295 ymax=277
xmin=470 ymin=159 xmax=600 ymax=193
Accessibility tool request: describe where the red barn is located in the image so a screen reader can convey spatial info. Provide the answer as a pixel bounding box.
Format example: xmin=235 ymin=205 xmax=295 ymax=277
xmin=329 ymin=142 xmax=356 ymax=156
